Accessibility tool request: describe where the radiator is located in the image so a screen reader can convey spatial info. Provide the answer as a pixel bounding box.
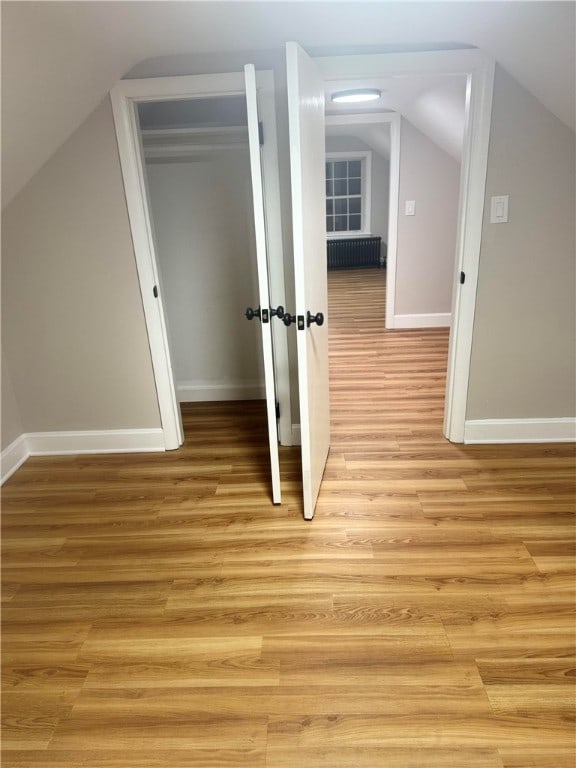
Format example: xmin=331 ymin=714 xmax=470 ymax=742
xmin=327 ymin=236 xmax=382 ymax=269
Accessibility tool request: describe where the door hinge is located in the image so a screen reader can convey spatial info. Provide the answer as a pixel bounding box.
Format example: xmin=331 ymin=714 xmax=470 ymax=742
xmin=275 ymin=401 xmax=280 ymax=419
xmin=258 ymin=121 xmax=264 ymax=146
xmin=153 ymin=285 xmax=158 ymax=298
xmin=460 ymin=271 xmax=466 ymax=285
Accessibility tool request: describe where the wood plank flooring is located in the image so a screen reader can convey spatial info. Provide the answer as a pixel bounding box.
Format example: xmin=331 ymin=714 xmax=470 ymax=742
xmin=2 ymin=267 xmax=575 ymax=767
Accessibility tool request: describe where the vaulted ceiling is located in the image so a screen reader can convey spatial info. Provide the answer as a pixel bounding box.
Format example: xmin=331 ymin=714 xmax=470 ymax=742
xmin=2 ymin=1 xmax=574 ymax=206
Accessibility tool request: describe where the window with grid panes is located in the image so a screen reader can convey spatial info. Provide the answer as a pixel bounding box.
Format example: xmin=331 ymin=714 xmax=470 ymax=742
xmin=325 ymin=158 xmax=363 ymax=233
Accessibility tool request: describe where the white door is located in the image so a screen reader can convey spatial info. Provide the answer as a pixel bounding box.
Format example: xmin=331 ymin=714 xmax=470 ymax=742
xmin=286 ymin=43 xmax=330 ymax=520
xmin=112 ymin=70 xmax=285 ymax=503
xmin=244 ymin=64 xmax=281 ymax=504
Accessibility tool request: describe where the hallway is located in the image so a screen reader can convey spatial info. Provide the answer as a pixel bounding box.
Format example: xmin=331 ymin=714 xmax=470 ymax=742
xmin=328 ymin=266 xmax=449 ymax=448
xmin=321 ymin=266 xmax=452 ymax=513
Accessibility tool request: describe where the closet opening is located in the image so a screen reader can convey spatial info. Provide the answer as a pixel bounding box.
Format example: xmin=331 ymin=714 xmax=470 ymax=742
xmin=136 ymin=95 xmax=270 ymax=486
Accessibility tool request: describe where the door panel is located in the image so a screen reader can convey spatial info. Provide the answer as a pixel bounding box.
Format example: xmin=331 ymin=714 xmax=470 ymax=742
xmin=286 ymin=43 xmax=330 ymax=520
xmin=244 ymin=64 xmax=282 ymax=504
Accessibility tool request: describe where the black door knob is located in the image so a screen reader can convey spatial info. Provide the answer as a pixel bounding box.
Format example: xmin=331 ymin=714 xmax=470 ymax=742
xmin=282 ymin=313 xmax=297 ymax=327
xmin=245 ymin=306 xmax=261 ymax=321
xmin=270 ymin=306 xmax=285 ymax=319
xmin=245 ymin=306 xmax=270 ymax=322
xmin=307 ymin=311 xmax=324 ymax=327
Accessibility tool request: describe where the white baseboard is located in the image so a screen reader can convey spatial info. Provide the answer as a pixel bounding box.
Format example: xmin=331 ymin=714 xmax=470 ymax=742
xmin=177 ymin=381 xmax=265 ymax=402
xmin=393 ymin=313 xmax=451 ymax=329
xmin=1 ymin=435 xmax=29 ymax=484
xmin=292 ymin=424 xmax=301 ymax=445
xmin=26 ymin=429 xmax=165 ymax=455
xmin=464 ymin=418 xmax=576 ymax=444
xmin=1 ymin=428 xmax=165 ymax=484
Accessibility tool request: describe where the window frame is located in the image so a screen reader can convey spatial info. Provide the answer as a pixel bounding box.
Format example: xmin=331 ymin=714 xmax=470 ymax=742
xmin=325 ymin=150 xmax=372 ymax=238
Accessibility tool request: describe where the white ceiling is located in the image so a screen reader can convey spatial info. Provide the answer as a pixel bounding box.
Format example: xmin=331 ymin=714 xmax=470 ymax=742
xmin=2 ymin=1 xmax=575 ymax=206
xmin=326 ymin=74 xmax=467 ymax=159
xmin=326 ymin=122 xmax=393 ymax=163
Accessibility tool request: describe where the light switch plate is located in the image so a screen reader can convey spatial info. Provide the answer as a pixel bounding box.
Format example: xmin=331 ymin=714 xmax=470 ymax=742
xmin=490 ymin=195 xmax=509 ymax=223
xmin=405 ymin=200 xmax=416 ymax=216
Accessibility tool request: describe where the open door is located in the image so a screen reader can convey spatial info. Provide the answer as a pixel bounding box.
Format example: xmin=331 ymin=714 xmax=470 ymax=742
xmin=112 ymin=69 xmax=285 ymax=502
xmin=286 ymin=43 xmax=330 ymax=520
xmin=244 ymin=64 xmax=282 ymax=504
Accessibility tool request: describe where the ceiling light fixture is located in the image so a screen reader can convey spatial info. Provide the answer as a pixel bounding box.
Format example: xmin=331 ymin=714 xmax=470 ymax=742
xmin=331 ymin=88 xmax=382 ymax=104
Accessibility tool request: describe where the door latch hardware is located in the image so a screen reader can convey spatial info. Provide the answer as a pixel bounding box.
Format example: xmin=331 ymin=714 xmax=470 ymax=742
xmin=270 ymin=306 xmax=285 ymax=319
xmin=297 ymin=315 xmax=305 ymax=331
xmin=245 ymin=306 xmax=261 ymax=321
xmin=460 ymin=271 xmax=466 ymax=285
xmin=282 ymin=313 xmax=297 ymax=327
xmin=245 ymin=306 xmax=269 ymax=322
xmin=306 ymin=311 xmax=324 ymax=328
xmin=246 ymin=306 xmax=269 ymax=322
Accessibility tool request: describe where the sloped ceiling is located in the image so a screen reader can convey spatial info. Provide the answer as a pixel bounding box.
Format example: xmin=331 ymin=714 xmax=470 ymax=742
xmin=2 ymin=1 xmax=574 ymax=206
xmin=325 ymin=74 xmax=467 ymax=160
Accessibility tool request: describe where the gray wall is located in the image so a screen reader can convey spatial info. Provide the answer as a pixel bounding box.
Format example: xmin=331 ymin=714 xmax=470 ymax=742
xmin=324 ymin=134 xmax=389 ymax=242
xmin=1 ymin=352 xmax=23 ymax=450
xmin=467 ymin=66 xmax=576 ymax=420
xmin=2 ymin=56 xmax=574 ymax=454
xmin=1 ymin=97 xmax=160 ymax=444
xmin=145 ymin=152 xmax=264 ymax=398
xmin=396 ymin=118 xmax=461 ymax=316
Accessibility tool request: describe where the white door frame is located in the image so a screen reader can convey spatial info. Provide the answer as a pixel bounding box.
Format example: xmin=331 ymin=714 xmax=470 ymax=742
xmin=325 ymin=112 xmax=400 ymax=328
xmin=110 ymin=71 xmax=291 ymax=449
xmin=317 ymin=49 xmax=495 ymax=443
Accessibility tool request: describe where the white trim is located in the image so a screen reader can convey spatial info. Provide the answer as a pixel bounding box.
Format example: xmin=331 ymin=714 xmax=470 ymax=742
xmin=291 ymin=424 xmax=302 ymax=445
xmin=245 ymin=64 xmax=282 ymax=503
xmin=318 ymin=50 xmax=495 ymax=444
xmin=144 ymin=144 xmax=249 ymax=161
xmin=26 ymin=429 xmax=165 ymax=456
xmin=326 ymin=232 xmax=376 ymax=239
xmin=257 ymin=72 xmax=293 ymax=446
xmin=443 ymin=57 xmax=495 ymax=443
xmin=387 ymin=116 xmax=401 ymax=328
xmin=177 ymin=381 xmax=265 ymax=402
xmin=1 ymin=429 xmax=165 ymax=484
xmin=111 ymin=82 xmax=186 ymax=451
xmin=110 ymin=70 xmax=291 ymax=450
xmin=464 ymin=418 xmax=576 ymax=444
xmin=325 ymin=112 xmax=400 ymax=328
xmin=393 ymin=313 xmax=451 ymax=329
xmin=325 ymin=150 xmax=372 ymax=237
xmin=142 ymin=126 xmax=248 ymax=138
xmin=1 ymin=435 xmax=29 ymax=484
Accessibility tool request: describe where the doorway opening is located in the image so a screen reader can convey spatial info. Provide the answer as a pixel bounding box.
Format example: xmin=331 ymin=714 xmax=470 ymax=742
xmin=136 ymin=94 xmax=272 ymax=485
xmin=137 ymin=96 xmax=264 ymax=405
xmin=112 ymin=48 xmax=494 ymax=519
xmin=322 ymin=73 xmax=467 ymax=443
xmin=111 ymin=69 xmax=290 ymax=505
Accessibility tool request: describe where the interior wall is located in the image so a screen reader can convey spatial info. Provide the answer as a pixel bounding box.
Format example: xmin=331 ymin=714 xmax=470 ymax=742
xmin=467 ymin=66 xmax=576 ymax=421
xmin=1 ymin=97 xmax=161 ymax=435
xmin=395 ymin=118 xmax=461 ymax=317
xmin=324 ymin=134 xmax=389 ymax=242
xmin=3 ymin=50 xmax=574 ymax=449
xmin=1 ymin=352 xmax=23 ymax=450
xmin=144 ymin=151 xmax=264 ymax=400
